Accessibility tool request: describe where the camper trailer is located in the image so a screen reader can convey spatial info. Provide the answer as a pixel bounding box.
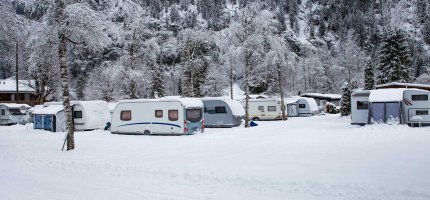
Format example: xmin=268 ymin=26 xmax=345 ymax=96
xmin=0 ymin=103 xmax=30 ymax=125
xmin=111 ymin=98 xmax=204 ymax=135
xmin=202 ymin=98 xmax=244 ymax=128
xmin=43 ymin=101 xmax=110 ymax=131
xmin=367 ymin=88 xmax=430 ymax=126
xmin=351 ymin=90 xmax=371 ymax=125
xmin=286 ymin=97 xmax=319 ymax=117
xmin=32 ymin=105 xmax=66 ymax=132
xmin=240 ymin=98 xmax=283 ymax=121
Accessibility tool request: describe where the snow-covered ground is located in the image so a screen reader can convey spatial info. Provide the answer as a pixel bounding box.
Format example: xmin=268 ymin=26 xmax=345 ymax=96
xmin=1 ymin=114 xmax=430 ymax=200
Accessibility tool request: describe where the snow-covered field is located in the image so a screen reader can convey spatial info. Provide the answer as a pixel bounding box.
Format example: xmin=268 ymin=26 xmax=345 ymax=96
xmin=1 ymin=114 xmax=430 ymax=200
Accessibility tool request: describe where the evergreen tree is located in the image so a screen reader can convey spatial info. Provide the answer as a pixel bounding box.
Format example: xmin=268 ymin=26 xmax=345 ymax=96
xmin=377 ymin=30 xmax=412 ymax=84
xmin=150 ymin=65 xmax=165 ymax=98
xmin=340 ymin=81 xmax=351 ymax=116
xmin=364 ymin=61 xmax=375 ymax=90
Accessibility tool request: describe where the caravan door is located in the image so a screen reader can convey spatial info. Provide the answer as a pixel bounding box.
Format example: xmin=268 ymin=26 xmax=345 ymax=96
xmin=371 ymin=102 xmax=401 ymax=124
xmin=385 ymin=102 xmax=400 ymax=124
xmin=371 ymin=103 xmax=385 ymax=123
xmin=287 ymin=104 xmax=298 ymax=117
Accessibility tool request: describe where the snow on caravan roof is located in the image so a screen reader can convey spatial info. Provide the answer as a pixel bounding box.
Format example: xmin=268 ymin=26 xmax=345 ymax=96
xmin=0 ymin=103 xmax=31 ymax=109
xmin=368 ymin=88 xmax=414 ymax=102
xmin=202 ymin=97 xmax=245 ymax=116
xmin=161 ymin=97 xmax=203 ymax=108
xmin=119 ymin=97 xmax=203 ymax=108
xmin=369 ymin=88 xmax=429 ymax=102
xmin=32 ymin=105 xmax=64 ymax=115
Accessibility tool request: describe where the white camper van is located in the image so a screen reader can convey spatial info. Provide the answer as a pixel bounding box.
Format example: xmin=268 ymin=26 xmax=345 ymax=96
xmin=111 ymin=98 xmax=204 ymax=135
xmin=43 ymin=101 xmax=110 ymax=131
xmin=351 ymin=90 xmax=371 ymax=125
xmin=0 ymin=103 xmax=31 ymax=125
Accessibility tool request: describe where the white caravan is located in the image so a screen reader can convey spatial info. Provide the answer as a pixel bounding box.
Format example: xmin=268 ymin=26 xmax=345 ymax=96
xmin=43 ymin=100 xmax=110 ymax=131
xmin=351 ymin=90 xmax=371 ymax=125
xmin=240 ymin=98 xmax=283 ymax=121
xmin=368 ymin=88 xmax=430 ymax=126
xmin=0 ymin=103 xmax=31 ymax=125
xmin=286 ymin=97 xmax=319 ymax=117
xmin=202 ymin=97 xmax=245 ymax=128
xmin=111 ymin=98 xmax=204 ymax=135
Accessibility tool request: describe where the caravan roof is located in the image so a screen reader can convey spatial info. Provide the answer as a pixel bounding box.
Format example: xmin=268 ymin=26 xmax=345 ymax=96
xmin=119 ymin=97 xmax=203 ymax=108
xmin=0 ymin=103 xmax=31 ymax=109
xmin=368 ymin=88 xmax=426 ymax=102
xmin=32 ymin=105 xmax=64 ymax=115
xmin=202 ymin=97 xmax=245 ymax=116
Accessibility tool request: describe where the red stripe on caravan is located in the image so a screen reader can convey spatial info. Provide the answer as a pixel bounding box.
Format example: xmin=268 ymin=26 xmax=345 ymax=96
xmin=403 ymin=98 xmax=413 ymax=106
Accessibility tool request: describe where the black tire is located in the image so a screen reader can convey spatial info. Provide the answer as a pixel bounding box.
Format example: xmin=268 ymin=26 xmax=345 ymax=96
xmin=252 ymin=117 xmax=260 ymax=121
xmin=143 ymin=130 xmax=151 ymax=135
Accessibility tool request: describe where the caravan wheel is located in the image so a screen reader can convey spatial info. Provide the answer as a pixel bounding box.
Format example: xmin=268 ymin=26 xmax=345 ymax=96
xmin=143 ymin=130 xmax=151 ymax=135
xmin=252 ymin=117 xmax=260 ymax=121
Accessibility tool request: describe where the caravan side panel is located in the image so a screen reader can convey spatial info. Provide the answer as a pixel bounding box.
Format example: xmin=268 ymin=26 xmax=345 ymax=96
xmin=111 ymin=101 xmax=185 ymax=135
xmin=403 ymin=90 xmax=430 ymax=125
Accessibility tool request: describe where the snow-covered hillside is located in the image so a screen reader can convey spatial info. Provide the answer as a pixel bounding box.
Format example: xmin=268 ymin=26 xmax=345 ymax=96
xmin=1 ymin=115 xmax=429 ymax=200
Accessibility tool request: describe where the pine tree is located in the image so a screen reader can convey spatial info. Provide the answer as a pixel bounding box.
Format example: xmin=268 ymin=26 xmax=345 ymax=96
xmin=377 ymin=30 xmax=412 ymax=84
xmin=150 ymin=65 xmax=165 ymax=98
xmin=364 ymin=61 xmax=375 ymax=90
xmin=340 ymin=82 xmax=351 ymax=116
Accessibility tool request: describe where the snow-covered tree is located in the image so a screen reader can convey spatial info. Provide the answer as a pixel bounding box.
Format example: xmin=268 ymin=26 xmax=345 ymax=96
xmin=178 ymin=29 xmax=212 ymax=97
xmin=30 ymin=0 xmax=110 ymax=150
xmin=364 ymin=61 xmax=375 ymax=90
xmin=340 ymin=82 xmax=351 ymax=116
xmin=377 ymin=30 xmax=412 ymax=84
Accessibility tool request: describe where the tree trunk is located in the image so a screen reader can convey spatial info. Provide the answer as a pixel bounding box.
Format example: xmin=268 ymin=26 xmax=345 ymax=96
xmin=57 ymin=0 xmax=74 ymax=151
xmin=230 ymin=64 xmax=233 ymax=100
xmin=277 ymin=64 xmax=287 ymax=121
xmin=244 ymin=51 xmax=250 ymax=128
xmin=15 ymin=42 xmax=19 ymax=104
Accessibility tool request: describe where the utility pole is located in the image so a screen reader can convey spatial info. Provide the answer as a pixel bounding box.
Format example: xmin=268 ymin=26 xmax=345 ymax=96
xmin=15 ymin=42 xmax=19 ymax=104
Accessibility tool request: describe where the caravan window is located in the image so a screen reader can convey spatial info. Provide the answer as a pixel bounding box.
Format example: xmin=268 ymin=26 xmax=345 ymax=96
xmin=357 ymin=101 xmax=369 ymax=110
xmin=215 ymin=106 xmax=226 ymax=113
xmin=186 ymin=109 xmax=202 ymax=122
xmin=1 ymin=109 xmax=4 ymax=115
xmin=416 ymin=110 xmax=429 ymax=115
xmin=120 ymin=110 xmax=132 ymax=121
xmin=412 ymin=95 xmax=428 ymax=101
xmin=299 ymin=104 xmax=306 ymax=108
xmin=155 ymin=110 xmax=163 ymax=118
xmin=258 ymin=106 xmax=264 ymax=112
xmin=9 ymin=109 xmax=22 ymax=115
xmin=168 ymin=110 xmax=178 ymax=121
xmin=74 ymin=111 xmax=82 ymax=119
xmin=268 ymin=106 xmax=277 ymax=112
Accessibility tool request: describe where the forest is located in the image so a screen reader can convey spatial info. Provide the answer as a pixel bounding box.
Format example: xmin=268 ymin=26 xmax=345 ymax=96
xmin=0 ymin=0 xmax=429 ymax=102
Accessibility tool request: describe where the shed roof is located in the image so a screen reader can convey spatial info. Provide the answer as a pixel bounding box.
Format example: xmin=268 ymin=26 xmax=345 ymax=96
xmin=301 ymin=93 xmax=341 ymax=100
xmin=375 ymin=82 xmax=430 ymax=91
